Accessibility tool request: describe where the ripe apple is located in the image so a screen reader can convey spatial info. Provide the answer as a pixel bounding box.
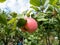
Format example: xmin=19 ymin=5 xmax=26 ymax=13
xmin=21 ymin=17 xmax=38 ymax=33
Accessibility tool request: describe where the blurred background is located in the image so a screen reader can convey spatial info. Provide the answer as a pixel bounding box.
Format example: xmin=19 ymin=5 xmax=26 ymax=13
xmin=0 ymin=0 xmax=30 ymax=13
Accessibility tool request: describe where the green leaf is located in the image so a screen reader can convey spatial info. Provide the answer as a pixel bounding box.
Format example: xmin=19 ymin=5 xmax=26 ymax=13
xmin=41 ymin=0 xmax=46 ymax=5
xmin=10 ymin=12 xmax=17 ymax=18
xmin=12 ymin=22 xmax=17 ymax=30
xmin=31 ymin=42 xmax=37 ymax=45
xmin=49 ymin=0 xmax=58 ymax=5
xmin=8 ymin=18 xmax=16 ymax=24
xmin=30 ymin=0 xmax=40 ymax=7
xmin=55 ymin=7 xmax=60 ymax=15
xmin=30 ymin=6 xmax=39 ymax=11
xmin=17 ymin=18 xmax=27 ymax=28
xmin=0 ymin=0 xmax=6 ymax=2
xmin=37 ymin=18 xmax=48 ymax=21
xmin=0 ymin=12 xmax=7 ymax=25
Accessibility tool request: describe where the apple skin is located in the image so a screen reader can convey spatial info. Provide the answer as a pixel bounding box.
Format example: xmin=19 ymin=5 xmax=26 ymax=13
xmin=21 ymin=17 xmax=38 ymax=33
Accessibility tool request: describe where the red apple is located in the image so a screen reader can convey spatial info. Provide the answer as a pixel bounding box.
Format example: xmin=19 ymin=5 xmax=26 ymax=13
xmin=21 ymin=17 xmax=38 ymax=33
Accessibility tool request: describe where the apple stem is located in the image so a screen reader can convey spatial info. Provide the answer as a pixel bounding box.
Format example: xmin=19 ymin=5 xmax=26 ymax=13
xmin=30 ymin=11 xmax=33 ymax=18
xmin=58 ymin=32 xmax=60 ymax=45
xmin=30 ymin=14 xmax=32 ymax=18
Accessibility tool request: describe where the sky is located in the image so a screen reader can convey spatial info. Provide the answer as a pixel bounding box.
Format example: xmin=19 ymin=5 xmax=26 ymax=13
xmin=0 ymin=0 xmax=30 ymax=13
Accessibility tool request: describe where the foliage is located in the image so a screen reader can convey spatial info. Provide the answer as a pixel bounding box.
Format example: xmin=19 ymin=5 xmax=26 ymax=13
xmin=0 ymin=0 xmax=60 ymax=45
xmin=0 ymin=0 xmax=6 ymax=2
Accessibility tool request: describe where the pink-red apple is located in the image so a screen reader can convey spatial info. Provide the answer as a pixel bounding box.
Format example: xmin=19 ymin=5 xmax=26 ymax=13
xmin=21 ymin=17 xmax=38 ymax=33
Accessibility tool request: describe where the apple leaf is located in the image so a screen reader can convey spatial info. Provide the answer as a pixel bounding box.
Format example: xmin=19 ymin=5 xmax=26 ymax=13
xmin=8 ymin=18 xmax=16 ymax=24
xmin=37 ymin=18 xmax=48 ymax=21
xmin=49 ymin=0 xmax=58 ymax=5
xmin=10 ymin=12 xmax=17 ymax=18
xmin=17 ymin=18 xmax=27 ymax=28
xmin=0 ymin=0 xmax=6 ymax=3
xmin=0 ymin=12 xmax=7 ymax=25
xmin=30 ymin=6 xmax=39 ymax=11
xmin=30 ymin=0 xmax=40 ymax=7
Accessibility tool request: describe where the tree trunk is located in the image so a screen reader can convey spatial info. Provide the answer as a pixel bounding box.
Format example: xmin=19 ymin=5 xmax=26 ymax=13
xmin=47 ymin=37 xmax=52 ymax=45
xmin=4 ymin=42 xmax=8 ymax=45
xmin=46 ymin=34 xmax=52 ymax=45
xmin=2 ymin=39 xmax=8 ymax=45
xmin=59 ymin=40 xmax=60 ymax=45
xmin=58 ymin=32 xmax=60 ymax=45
